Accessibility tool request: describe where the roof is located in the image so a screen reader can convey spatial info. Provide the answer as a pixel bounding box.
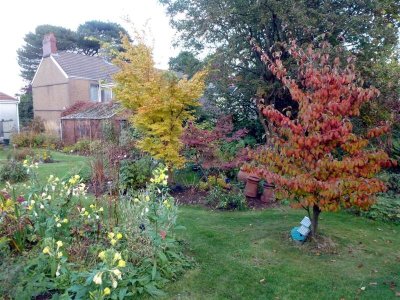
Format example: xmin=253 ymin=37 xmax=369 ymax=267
xmin=61 ymin=102 xmax=129 ymax=120
xmin=0 ymin=92 xmax=17 ymax=101
xmin=52 ymin=52 xmax=120 ymax=82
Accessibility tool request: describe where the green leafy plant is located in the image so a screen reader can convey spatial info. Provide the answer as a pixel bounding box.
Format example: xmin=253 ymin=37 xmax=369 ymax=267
xmin=119 ymin=156 xmax=156 ymax=191
xmin=0 ymin=160 xmax=28 ymax=183
xmin=205 ymin=186 xmax=247 ymax=210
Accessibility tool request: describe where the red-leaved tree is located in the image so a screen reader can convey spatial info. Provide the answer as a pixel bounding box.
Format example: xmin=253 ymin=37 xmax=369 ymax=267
xmin=182 ymin=115 xmax=248 ymax=173
xmin=247 ymin=41 xmax=396 ymax=237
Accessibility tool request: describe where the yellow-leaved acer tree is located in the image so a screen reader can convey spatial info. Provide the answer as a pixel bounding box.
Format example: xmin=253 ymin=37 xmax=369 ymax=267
xmin=113 ymin=35 xmax=207 ymax=174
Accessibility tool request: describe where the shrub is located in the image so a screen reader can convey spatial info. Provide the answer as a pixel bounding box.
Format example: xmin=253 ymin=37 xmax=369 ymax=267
xmin=0 ymin=160 xmax=28 ymax=183
xmin=62 ymin=139 xmax=91 ymax=155
xmin=11 ymin=132 xmax=60 ymax=149
xmin=359 ymin=196 xmax=400 ymax=224
xmin=205 ymin=186 xmax=247 ymax=210
xmin=119 ymin=156 xmax=156 ymax=191
xmin=36 ymin=149 xmax=54 ymax=163
xmin=11 ymin=148 xmax=35 ymax=161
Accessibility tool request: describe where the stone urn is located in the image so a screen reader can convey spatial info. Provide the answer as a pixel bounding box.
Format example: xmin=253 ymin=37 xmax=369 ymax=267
xmin=244 ymin=175 xmax=260 ymax=198
xmin=261 ymin=182 xmax=275 ymax=203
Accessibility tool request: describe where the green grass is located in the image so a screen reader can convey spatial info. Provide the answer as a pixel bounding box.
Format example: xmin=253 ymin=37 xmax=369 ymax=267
xmin=167 ymin=206 xmax=400 ymax=299
xmin=2 ymin=147 xmax=399 ymax=299
xmin=0 ymin=147 xmax=89 ymax=187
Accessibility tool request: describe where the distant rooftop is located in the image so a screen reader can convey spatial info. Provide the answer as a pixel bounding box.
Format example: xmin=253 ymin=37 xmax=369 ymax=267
xmin=52 ymin=52 xmax=120 ymax=82
xmin=0 ymin=92 xmax=17 ymax=101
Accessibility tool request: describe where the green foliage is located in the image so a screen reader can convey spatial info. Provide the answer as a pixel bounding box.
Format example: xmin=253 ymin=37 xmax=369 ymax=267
xmin=62 ymin=139 xmax=91 ymax=155
xmin=11 ymin=132 xmax=60 ymax=149
xmin=119 ymin=156 xmax=156 ymax=191
xmin=205 ymin=186 xmax=247 ymax=211
xmin=159 ymin=0 xmax=400 ymax=139
xmin=17 ymin=87 xmax=33 ymax=127
xmin=0 ymin=160 xmax=28 ymax=183
xmin=169 ymin=51 xmax=202 ymax=78
xmin=0 ymin=165 xmax=191 ymax=299
xmin=77 ymin=20 xmax=130 ymax=57
xmin=359 ymin=196 xmax=400 ymax=224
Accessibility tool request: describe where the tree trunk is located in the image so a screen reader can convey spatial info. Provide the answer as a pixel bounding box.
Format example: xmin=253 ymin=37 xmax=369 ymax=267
xmin=167 ymin=167 xmax=175 ymax=185
xmin=311 ymin=204 xmax=321 ymax=239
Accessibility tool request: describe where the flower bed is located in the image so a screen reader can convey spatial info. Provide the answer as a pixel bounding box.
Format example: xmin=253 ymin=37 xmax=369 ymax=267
xmin=0 ymin=162 xmax=191 ymax=299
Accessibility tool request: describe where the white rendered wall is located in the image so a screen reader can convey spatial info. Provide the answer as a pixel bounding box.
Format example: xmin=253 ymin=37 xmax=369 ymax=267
xmin=0 ymin=101 xmax=19 ymax=139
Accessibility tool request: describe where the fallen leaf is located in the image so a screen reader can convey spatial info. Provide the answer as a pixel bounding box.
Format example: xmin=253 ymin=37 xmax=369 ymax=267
xmin=369 ymin=282 xmax=377 ymax=286
xmin=360 ymin=287 xmax=366 ymax=291
xmin=330 ymin=259 xmax=336 ymax=262
xmin=357 ymin=263 xmax=364 ymax=268
xmin=395 ymin=291 xmax=400 ymax=297
xmin=259 ymin=278 xmax=265 ymax=283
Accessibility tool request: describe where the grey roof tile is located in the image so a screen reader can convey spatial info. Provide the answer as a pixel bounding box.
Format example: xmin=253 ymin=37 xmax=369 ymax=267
xmin=61 ymin=102 xmax=123 ymax=120
xmin=52 ymin=52 xmax=119 ymax=82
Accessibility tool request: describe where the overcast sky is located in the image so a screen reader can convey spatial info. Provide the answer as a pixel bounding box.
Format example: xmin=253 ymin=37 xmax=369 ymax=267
xmin=0 ymin=0 xmax=178 ymax=97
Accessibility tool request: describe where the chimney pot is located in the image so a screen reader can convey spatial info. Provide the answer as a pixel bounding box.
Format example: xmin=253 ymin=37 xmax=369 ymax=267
xmin=42 ymin=33 xmax=57 ymax=57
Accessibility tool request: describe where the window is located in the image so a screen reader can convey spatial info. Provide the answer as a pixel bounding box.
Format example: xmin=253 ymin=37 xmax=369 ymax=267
xmin=90 ymin=84 xmax=99 ymax=101
xmin=101 ymin=87 xmax=112 ymax=102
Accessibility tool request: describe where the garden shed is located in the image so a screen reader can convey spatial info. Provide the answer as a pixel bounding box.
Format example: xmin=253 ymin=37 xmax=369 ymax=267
xmin=60 ymin=102 xmax=130 ymax=145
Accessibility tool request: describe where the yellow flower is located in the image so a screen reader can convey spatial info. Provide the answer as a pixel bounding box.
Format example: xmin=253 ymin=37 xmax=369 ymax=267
xmin=145 ymin=195 xmax=150 ymax=201
xmin=62 ymin=218 xmax=68 ymax=223
xmin=116 ymin=233 xmax=123 ymax=240
xmin=84 ymin=211 xmax=89 ymax=216
xmin=103 ymin=287 xmax=111 ymax=296
xmin=57 ymin=251 xmax=63 ymax=258
xmin=98 ymin=251 xmax=106 ymax=260
xmin=99 ymin=207 xmax=104 ymax=212
xmin=110 ymin=239 xmax=117 ymax=246
xmin=108 ymin=232 xmax=115 ymax=239
xmin=56 ymin=241 xmax=63 ymax=248
xmin=90 ymin=204 xmax=95 ymax=209
xmin=42 ymin=246 xmax=51 ymax=254
xmin=118 ymin=259 xmax=126 ymax=268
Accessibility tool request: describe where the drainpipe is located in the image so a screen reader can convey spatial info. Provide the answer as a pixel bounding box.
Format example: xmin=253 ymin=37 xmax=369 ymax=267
xmin=16 ymin=97 xmax=20 ymax=133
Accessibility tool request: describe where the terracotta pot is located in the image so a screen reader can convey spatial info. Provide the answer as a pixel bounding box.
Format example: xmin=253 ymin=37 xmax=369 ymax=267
xmin=244 ymin=175 xmax=260 ymax=197
xmin=237 ymin=168 xmax=251 ymax=183
xmin=261 ymin=182 xmax=275 ymax=203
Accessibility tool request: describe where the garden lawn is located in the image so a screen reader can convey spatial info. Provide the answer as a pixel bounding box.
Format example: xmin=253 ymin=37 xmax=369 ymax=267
xmin=167 ymin=206 xmax=400 ymax=300
xmin=0 ymin=148 xmax=89 ymax=188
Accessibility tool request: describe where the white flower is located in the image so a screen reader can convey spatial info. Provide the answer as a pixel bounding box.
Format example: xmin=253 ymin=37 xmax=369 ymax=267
xmin=57 ymin=223 xmax=61 ymax=228
xmin=112 ymin=268 xmax=122 ymax=279
xmin=56 ymin=264 xmax=61 ymax=277
xmin=40 ymin=204 xmax=45 ymax=209
xmin=93 ymin=272 xmax=103 ymax=285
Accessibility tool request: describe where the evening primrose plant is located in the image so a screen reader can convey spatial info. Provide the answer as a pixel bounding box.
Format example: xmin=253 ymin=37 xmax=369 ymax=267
xmin=1 ymin=164 xmax=191 ymax=299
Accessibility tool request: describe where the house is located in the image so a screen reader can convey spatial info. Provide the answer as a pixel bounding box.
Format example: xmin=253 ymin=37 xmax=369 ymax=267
xmin=60 ymin=101 xmax=129 ymax=145
xmin=32 ymin=33 xmax=120 ymax=133
xmin=0 ymin=92 xmax=20 ymax=144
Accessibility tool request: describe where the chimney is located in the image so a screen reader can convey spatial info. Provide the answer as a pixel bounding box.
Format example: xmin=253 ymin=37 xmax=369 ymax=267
xmin=42 ymin=33 xmax=57 ymax=57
